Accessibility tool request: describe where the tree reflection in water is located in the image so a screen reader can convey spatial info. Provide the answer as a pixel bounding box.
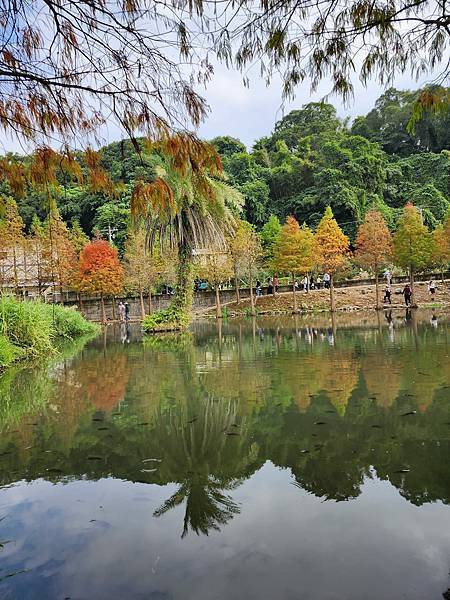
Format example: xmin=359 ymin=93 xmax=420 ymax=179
xmin=0 ymin=310 xmax=449 ymax=537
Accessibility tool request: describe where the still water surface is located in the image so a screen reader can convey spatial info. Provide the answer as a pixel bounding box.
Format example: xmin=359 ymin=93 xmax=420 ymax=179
xmin=0 ymin=310 xmax=449 ymax=600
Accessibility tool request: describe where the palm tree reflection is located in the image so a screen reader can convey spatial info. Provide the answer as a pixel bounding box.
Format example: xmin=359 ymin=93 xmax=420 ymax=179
xmin=152 ymin=395 xmax=244 ymax=538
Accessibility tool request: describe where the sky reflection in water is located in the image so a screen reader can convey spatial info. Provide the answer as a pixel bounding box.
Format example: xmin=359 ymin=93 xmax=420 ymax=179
xmin=0 ymin=310 xmax=449 ymax=600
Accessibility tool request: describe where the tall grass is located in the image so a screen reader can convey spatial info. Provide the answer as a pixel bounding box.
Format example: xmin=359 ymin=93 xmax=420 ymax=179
xmin=0 ymin=295 xmax=99 ymax=369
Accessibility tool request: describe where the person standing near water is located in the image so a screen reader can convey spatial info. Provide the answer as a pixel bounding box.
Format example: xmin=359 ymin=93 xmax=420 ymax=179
xmin=403 ymin=284 xmax=412 ymax=306
xmin=428 ymin=279 xmax=436 ymax=297
xmin=256 ymin=280 xmax=262 ymax=297
xmin=267 ymin=277 xmax=273 ymax=295
xmin=118 ymin=301 xmax=125 ymax=323
xmin=383 ymin=284 xmax=392 ymax=305
xmin=124 ymin=301 xmax=130 ymax=321
xmin=273 ymin=274 xmax=279 ymax=293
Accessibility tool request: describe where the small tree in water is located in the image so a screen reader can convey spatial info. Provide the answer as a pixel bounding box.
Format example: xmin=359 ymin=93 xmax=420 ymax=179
xmin=313 ymin=207 xmax=350 ymax=312
xmin=355 ymin=210 xmax=393 ymax=309
xmin=76 ymin=239 xmax=124 ymax=324
xmin=273 ymin=216 xmax=314 ymax=313
xmin=393 ymin=204 xmax=434 ymax=306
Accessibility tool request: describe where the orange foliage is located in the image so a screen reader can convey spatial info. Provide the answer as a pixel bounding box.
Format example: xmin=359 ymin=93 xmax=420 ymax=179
xmin=355 ymin=210 xmax=392 ymax=272
xmin=273 ymin=216 xmax=314 ymax=274
xmin=76 ymin=239 xmax=124 ymax=296
xmin=314 ymin=206 xmax=350 ymax=275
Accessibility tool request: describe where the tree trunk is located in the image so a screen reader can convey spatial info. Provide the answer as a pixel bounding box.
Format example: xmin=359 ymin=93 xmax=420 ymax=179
xmin=409 ymin=266 xmax=416 ymax=307
xmin=147 ymin=290 xmax=152 ymax=314
xmin=215 ymin=285 xmax=222 ymax=319
xmin=234 ymin=267 xmax=240 ymax=304
xmin=329 ymin=277 xmax=336 ymax=312
xmin=292 ymin=273 xmax=298 ymax=313
xmin=167 ymin=242 xmax=195 ymax=325
xmin=139 ymin=290 xmax=145 ymax=319
xmin=100 ymin=293 xmax=106 ymax=325
xmin=249 ymin=273 xmax=256 ymax=316
xmin=12 ymin=247 xmax=19 ymax=296
xmin=375 ymin=272 xmax=380 ymax=310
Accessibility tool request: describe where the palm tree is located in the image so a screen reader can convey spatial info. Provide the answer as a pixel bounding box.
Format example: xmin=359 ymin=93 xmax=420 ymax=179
xmin=131 ymin=135 xmax=242 ymax=329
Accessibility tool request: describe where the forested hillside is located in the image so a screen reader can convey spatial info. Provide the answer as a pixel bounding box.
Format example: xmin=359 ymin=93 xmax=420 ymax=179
xmin=2 ymin=85 xmax=449 ymax=251
xmin=211 ymin=86 xmax=450 ymax=238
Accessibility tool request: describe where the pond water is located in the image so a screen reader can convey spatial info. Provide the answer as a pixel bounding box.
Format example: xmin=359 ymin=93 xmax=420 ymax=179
xmin=0 ymin=310 xmax=449 ymax=600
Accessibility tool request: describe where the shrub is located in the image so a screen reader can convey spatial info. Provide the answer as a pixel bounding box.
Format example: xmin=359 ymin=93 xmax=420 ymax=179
xmin=0 ymin=335 xmax=21 ymax=369
xmin=51 ymin=304 xmax=99 ymax=339
xmin=0 ymin=295 xmax=54 ymax=357
xmin=0 ymin=295 xmax=100 ymax=363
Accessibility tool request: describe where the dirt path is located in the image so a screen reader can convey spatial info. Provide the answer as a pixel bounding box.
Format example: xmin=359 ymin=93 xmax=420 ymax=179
xmin=197 ymin=279 xmax=450 ymax=317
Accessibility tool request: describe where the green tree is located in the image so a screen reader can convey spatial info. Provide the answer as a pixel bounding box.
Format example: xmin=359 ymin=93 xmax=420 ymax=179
xmin=210 ymin=136 xmax=247 ymax=158
xmin=393 ymin=204 xmax=434 ymax=305
xmin=260 ymin=215 xmax=282 ymax=264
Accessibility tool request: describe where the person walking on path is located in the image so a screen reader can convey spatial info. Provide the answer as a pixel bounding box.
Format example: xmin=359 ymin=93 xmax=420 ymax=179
xmin=309 ymin=275 xmax=315 ymax=290
xmin=118 ymin=301 xmax=125 ymax=323
xmin=302 ymin=275 xmax=308 ymax=292
xmin=316 ymin=275 xmax=322 ymax=290
xmin=124 ymin=301 xmax=130 ymax=321
xmin=256 ymin=280 xmax=262 ymax=297
xmin=428 ymin=279 xmax=436 ymax=297
xmin=383 ymin=284 xmax=392 ymax=305
xmin=323 ymin=273 xmax=330 ymax=289
xmin=403 ymin=283 xmax=412 ymax=306
xmin=267 ymin=277 xmax=273 ymax=295
xmin=384 ymin=269 xmax=392 ymax=285
xmin=273 ymin=274 xmax=279 ymax=294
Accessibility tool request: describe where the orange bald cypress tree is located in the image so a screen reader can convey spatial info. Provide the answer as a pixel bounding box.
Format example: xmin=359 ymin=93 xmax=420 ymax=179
xmin=355 ymin=210 xmax=393 ymax=309
xmin=314 ymin=206 xmax=350 ymax=312
xmin=76 ymin=239 xmax=124 ymax=324
xmin=273 ymin=216 xmax=314 ymax=312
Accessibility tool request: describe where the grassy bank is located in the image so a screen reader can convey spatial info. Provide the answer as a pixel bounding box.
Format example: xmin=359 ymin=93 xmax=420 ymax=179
xmin=0 ymin=295 xmax=100 ymax=369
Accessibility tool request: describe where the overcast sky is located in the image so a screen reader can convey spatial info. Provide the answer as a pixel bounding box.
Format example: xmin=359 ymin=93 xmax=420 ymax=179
xmin=195 ymin=63 xmax=434 ymax=150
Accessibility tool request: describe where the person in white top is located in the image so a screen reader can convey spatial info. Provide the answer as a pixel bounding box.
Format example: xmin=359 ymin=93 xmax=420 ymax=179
xmin=428 ymin=280 xmax=436 ymax=297
xmin=323 ymin=273 xmax=330 ymax=289
xmin=302 ymin=275 xmax=308 ymax=292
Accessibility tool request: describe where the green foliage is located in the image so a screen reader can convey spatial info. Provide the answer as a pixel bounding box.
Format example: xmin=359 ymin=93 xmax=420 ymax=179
xmin=0 ymin=335 xmax=22 ymax=368
xmin=260 ymin=214 xmax=282 ymax=262
xmin=351 ymin=86 xmax=450 ymax=156
xmin=210 ymin=136 xmax=247 ymax=157
xmin=393 ymin=204 xmax=434 ymax=272
xmin=0 ymin=295 xmax=99 ymax=364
